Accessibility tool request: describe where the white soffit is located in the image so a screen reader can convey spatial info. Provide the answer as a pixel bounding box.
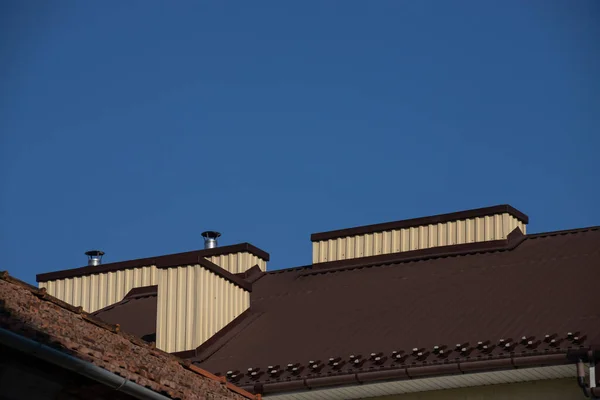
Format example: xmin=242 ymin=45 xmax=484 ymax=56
xmin=265 ymin=365 xmax=576 ymax=400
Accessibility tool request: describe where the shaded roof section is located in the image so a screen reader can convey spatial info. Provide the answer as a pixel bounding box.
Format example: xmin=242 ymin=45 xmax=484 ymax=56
xmin=311 ymin=204 xmax=529 ymax=241
xmin=0 ymin=272 xmax=257 ymax=400
xmin=36 ymin=245 xmax=261 ymax=291
xmin=191 ymin=226 xmax=600 ymax=393
xmin=92 ymin=285 xmax=158 ymax=342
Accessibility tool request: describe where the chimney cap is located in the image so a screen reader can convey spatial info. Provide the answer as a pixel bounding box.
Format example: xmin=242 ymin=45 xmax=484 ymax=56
xmin=201 ymin=231 xmax=221 ymax=239
xmin=85 ymin=250 xmax=105 ymax=257
xmin=201 ymin=231 xmax=221 ymax=249
xmin=85 ymin=250 xmax=104 ymax=266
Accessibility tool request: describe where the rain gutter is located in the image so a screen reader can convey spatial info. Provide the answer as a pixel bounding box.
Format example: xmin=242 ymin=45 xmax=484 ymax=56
xmin=0 ymin=327 xmax=171 ymax=400
xmin=242 ymin=353 xmax=573 ymax=395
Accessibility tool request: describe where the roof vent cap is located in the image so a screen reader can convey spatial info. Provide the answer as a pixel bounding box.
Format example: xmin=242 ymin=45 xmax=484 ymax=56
xmin=85 ymin=250 xmax=104 ymax=266
xmin=201 ymin=231 xmax=221 ymax=249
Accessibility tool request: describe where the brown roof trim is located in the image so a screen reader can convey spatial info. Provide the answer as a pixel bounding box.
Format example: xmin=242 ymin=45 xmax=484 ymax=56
xmin=268 ymin=227 xmax=600 ymax=277
xmin=37 ymin=242 xmax=269 ymax=282
xmin=235 ymin=265 xmax=266 ymax=284
xmin=311 ymin=204 xmax=529 ymax=242
xmin=124 ymin=285 xmax=158 ymax=299
xmin=192 ymin=309 xmax=264 ymax=363
xmin=90 ymin=285 xmax=158 ymax=316
xmin=525 ymin=225 xmax=599 ymax=238
xmin=304 ymin=227 xmax=526 ymax=276
xmin=91 ymin=285 xmax=159 ymax=317
xmin=187 ymin=364 xmax=260 ymax=400
xmin=241 ymin=352 xmax=571 ymax=395
xmin=157 ymin=257 xmax=253 ymax=292
xmin=172 ymin=349 xmax=197 ymax=359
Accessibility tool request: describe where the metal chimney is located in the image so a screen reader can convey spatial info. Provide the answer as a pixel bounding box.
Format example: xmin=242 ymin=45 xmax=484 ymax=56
xmin=201 ymin=231 xmax=221 ymax=249
xmin=85 ymin=250 xmax=105 ymax=266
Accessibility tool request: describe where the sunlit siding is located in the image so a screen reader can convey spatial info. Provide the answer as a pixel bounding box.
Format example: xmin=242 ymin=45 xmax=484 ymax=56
xmin=266 ymin=366 xmax=576 ymax=400
xmin=312 ymin=213 xmax=527 ymax=263
xmin=205 ymin=251 xmax=267 ymax=273
xmin=156 ymin=265 xmax=250 ymax=353
xmin=38 ymin=266 xmax=158 ymax=313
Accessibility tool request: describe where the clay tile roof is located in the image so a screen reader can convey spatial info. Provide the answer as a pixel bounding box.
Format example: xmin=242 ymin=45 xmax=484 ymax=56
xmin=189 ymin=226 xmax=600 ymax=394
xmin=0 ymin=272 xmax=258 ymax=400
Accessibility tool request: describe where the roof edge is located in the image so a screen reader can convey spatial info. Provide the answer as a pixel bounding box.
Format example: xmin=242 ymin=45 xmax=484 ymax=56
xmin=304 ymin=227 xmax=526 ymax=276
xmin=235 ymin=265 xmax=266 ymax=284
xmin=526 ymin=225 xmax=599 ymax=238
xmin=311 ymin=204 xmax=529 ymax=242
xmin=124 ymin=285 xmax=158 ymax=299
xmin=37 ymin=242 xmax=269 ymax=282
xmin=191 ymin=309 xmax=265 ymax=363
xmin=156 ymin=257 xmax=253 ymax=292
xmin=91 ymin=285 xmax=159 ymax=317
xmin=243 ymin=352 xmax=571 ymax=396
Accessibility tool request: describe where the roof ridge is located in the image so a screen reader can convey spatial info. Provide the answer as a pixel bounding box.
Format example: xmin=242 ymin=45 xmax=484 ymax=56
xmin=235 ymin=265 xmax=266 ymax=284
xmin=123 ymin=284 xmax=158 ymax=299
xmin=191 ymin=309 xmax=265 ymax=363
xmin=266 ymin=265 xmax=312 ymax=274
xmin=37 ymin=242 xmax=270 ymax=282
xmin=265 ymin=226 xmax=599 ymax=276
xmin=525 ymin=226 xmax=599 ymax=239
xmin=91 ymin=286 xmax=158 ymax=317
xmin=311 ymin=204 xmax=529 ymax=242
xmin=302 ymin=227 xmax=527 ymax=276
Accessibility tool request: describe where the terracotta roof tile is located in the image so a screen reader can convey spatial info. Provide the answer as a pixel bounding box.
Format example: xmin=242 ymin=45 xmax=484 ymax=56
xmin=0 ymin=272 xmax=258 ymax=400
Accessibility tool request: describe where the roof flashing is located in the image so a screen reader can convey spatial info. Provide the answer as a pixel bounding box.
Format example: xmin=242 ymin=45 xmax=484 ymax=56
xmin=311 ymin=204 xmax=529 ymax=242
xmin=305 ymin=227 xmax=527 ymax=276
xmin=36 ymin=242 xmax=269 ymax=282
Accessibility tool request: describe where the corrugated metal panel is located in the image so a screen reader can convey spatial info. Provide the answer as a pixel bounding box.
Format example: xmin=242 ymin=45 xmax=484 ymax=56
xmin=266 ymin=365 xmax=575 ymax=400
xmin=38 ymin=266 xmax=158 ymax=313
xmin=156 ymin=265 xmax=250 ymax=353
xmin=206 ymin=251 xmax=267 ymax=273
xmin=313 ymin=212 xmax=527 ymax=263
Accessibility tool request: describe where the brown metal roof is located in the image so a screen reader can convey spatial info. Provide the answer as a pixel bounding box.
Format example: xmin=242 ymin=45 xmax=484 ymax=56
xmin=92 ymin=285 xmax=158 ymax=342
xmin=36 ymin=244 xmax=260 ymax=291
xmin=189 ymin=226 xmax=600 ymax=394
xmin=0 ymin=272 xmax=258 ymax=400
xmin=311 ymin=204 xmax=529 ymax=242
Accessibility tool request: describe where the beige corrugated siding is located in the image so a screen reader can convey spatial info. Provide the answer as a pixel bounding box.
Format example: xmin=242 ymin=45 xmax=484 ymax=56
xmin=156 ymin=265 xmax=250 ymax=353
xmin=313 ymin=213 xmax=527 ymax=263
xmin=205 ymin=251 xmax=267 ymax=273
xmin=38 ymin=266 xmax=158 ymax=313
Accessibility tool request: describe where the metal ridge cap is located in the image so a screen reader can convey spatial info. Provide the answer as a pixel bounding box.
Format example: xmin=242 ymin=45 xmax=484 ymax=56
xmin=158 ymin=257 xmax=253 ymax=292
xmin=311 ymin=204 xmax=529 ymax=242
xmin=191 ymin=310 xmax=264 ymax=363
xmin=36 ymin=243 xmax=269 ymax=282
xmin=303 ymin=228 xmax=526 ymax=276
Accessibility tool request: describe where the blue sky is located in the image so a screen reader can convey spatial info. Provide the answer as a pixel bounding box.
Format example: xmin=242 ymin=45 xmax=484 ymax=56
xmin=1 ymin=1 xmax=598 ymax=285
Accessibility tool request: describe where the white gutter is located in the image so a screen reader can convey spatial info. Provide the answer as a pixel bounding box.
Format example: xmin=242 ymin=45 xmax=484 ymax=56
xmin=0 ymin=328 xmax=171 ymax=400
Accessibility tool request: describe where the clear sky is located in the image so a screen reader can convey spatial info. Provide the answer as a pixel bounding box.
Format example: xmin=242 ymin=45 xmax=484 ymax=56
xmin=1 ymin=1 xmax=598 ymax=285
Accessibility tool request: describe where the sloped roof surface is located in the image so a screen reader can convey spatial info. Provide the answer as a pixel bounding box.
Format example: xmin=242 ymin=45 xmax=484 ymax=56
xmin=192 ymin=227 xmax=600 ymax=390
xmin=0 ymin=273 xmax=257 ymax=400
xmin=93 ymin=285 xmax=158 ymax=342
